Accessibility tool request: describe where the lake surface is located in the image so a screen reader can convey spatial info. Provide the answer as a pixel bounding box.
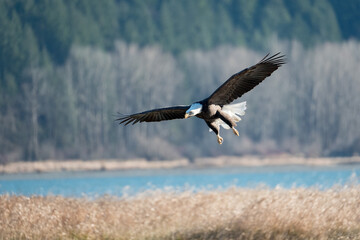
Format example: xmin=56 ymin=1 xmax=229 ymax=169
xmin=1 ymin=165 xmax=359 ymax=197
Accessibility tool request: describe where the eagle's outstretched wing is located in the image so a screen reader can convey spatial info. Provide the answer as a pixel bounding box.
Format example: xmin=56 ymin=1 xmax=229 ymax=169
xmin=117 ymin=106 xmax=189 ymax=125
xmin=208 ymin=53 xmax=286 ymax=106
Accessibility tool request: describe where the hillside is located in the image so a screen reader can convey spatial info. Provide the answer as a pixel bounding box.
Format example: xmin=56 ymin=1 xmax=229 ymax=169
xmin=1 ymin=0 xmax=360 ymax=162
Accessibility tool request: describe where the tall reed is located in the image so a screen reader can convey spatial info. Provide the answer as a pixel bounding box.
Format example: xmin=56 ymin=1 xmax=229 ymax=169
xmin=1 ymin=186 xmax=360 ymax=239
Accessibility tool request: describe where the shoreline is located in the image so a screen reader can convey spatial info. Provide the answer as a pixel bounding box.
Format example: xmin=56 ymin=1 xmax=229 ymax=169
xmin=1 ymin=155 xmax=360 ymax=174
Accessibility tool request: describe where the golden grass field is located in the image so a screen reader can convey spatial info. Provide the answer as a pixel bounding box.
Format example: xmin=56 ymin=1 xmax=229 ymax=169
xmin=1 ymin=186 xmax=360 ymax=240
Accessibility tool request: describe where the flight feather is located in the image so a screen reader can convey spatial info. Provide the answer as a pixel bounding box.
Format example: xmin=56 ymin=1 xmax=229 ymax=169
xmin=208 ymin=52 xmax=286 ymax=106
xmin=117 ymin=106 xmax=189 ymax=125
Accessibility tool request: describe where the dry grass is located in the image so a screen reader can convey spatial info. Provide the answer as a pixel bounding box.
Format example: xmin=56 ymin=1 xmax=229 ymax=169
xmin=2 ymin=156 xmax=360 ymax=174
xmin=1 ymin=186 xmax=360 ymax=240
xmin=0 ymin=159 xmax=189 ymax=174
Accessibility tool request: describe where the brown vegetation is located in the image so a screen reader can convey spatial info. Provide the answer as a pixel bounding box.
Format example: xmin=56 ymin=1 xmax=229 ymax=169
xmin=0 ymin=158 xmax=189 ymax=174
xmin=1 ymin=156 xmax=360 ymax=174
xmin=1 ymin=186 xmax=360 ymax=239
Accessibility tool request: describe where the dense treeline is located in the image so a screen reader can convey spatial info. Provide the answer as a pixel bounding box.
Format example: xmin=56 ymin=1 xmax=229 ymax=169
xmin=2 ymin=0 xmax=359 ymax=80
xmin=2 ymin=40 xmax=360 ymax=162
xmin=1 ymin=0 xmax=360 ymax=162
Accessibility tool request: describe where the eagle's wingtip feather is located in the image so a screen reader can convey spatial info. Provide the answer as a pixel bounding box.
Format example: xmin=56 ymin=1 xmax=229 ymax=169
xmin=260 ymin=52 xmax=286 ymax=64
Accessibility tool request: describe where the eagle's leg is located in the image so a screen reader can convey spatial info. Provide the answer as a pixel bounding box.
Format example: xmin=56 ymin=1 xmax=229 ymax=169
xmin=217 ymin=110 xmax=239 ymax=136
xmin=205 ymin=120 xmax=223 ymax=144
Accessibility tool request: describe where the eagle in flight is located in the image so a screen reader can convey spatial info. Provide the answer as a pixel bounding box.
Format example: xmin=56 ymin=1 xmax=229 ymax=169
xmin=117 ymin=53 xmax=285 ymax=144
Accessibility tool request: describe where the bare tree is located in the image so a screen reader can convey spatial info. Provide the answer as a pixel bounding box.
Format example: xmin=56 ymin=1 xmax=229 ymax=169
xmin=26 ymin=40 xmax=360 ymax=160
xmin=22 ymin=67 xmax=46 ymax=160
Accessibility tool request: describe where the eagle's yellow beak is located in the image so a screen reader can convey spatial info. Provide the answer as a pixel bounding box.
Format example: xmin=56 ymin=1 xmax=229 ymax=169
xmin=184 ymin=113 xmax=190 ymax=119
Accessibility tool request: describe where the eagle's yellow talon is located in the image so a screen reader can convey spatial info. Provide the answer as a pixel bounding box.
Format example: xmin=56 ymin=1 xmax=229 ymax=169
xmin=217 ymin=136 xmax=223 ymax=144
xmin=232 ymin=127 xmax=239 ymax=136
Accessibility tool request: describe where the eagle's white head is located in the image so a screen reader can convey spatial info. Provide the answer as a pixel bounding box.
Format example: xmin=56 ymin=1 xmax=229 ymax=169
xmin=185 ymin=103 xmax=202 ymax=119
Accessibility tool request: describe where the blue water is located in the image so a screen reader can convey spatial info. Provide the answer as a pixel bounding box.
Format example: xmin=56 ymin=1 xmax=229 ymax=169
xmin=0 ymin=165 xmax=359 ymax=197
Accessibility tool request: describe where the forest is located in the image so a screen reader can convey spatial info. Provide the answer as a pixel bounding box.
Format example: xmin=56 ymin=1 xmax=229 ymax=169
xmin=1 ymin=0 xmax=360 ymax=162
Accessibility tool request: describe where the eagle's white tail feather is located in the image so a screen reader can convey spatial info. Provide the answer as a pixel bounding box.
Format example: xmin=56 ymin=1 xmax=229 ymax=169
xmin=209 ymin=101 xmax=247 ymax=132
xmin=223 ymin=101 xmax=247 ymax=118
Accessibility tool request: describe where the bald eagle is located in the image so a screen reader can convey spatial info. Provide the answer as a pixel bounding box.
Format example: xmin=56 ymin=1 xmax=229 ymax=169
xmin=117 ymin=53 xmax=285 ymax=144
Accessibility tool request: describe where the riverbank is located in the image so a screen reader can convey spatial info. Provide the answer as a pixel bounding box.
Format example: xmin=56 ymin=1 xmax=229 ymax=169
xmin=1 ymin=155 xmax=360 ymax=174
xmin=1 ymin=187 xmax=359 ymax=239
